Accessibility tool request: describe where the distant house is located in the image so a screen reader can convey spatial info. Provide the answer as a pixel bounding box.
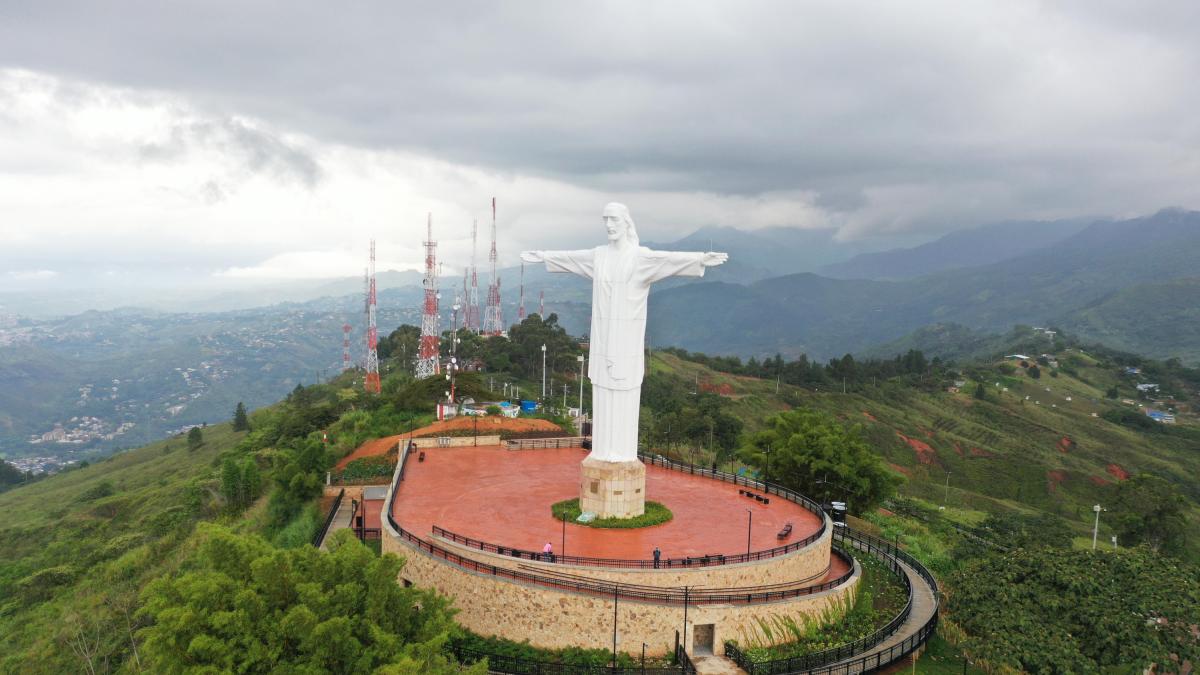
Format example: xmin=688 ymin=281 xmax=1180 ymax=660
xmin=1135 ymin=383 xmax=1160 ymax=393
xmin=1007 ymin=354 xmax=1031 ymax=361
xmin=1124 ymin=367 xmax=1142 ymax=376
xmin=1146 ymin=409 xmax=1177 ymax=424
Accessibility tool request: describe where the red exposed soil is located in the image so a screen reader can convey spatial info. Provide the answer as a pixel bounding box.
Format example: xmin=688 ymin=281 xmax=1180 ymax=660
xmin=888 ymin=462 xmax=913 ymax=477
xmin=335 ymin=417 xmax=564 ymax=469
xmin=896 ymin=432 xmax=937 ymax=465
xmin=953 ymin=442 xmax=964 ymax=457
xmin=1057 ymin=436 xmax=1074 ymax=454
xmin=1089 ymin=475 xmax=1111 ymax=487
xmin=876 ymin=507 xmax=896 ymax=517
xmin=699 ymin=382 xmax=735 ymax=396
xmin=1106 ymin=463 xmax=1130 ymax=481
xmin=1046 ymin=470 xmax=1066 ymax=492
xmin=969 ymin=446 xmax=994 ymax=458
xmin=862 ymin=411 xmax=877 ymax=422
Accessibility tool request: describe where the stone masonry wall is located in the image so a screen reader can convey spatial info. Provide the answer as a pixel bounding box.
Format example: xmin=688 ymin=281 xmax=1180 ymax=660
xmin=383 ymin=526 xmax=858 ymax=657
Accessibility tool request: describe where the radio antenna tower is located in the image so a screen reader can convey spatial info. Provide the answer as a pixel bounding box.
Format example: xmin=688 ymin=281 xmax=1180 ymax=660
xmin=518 ymin=263 xmax=526 ymax=321
xmin=364 ymin=241 xmax=381 ymax=393
xmin=466 ymin=219 xmax=482 ymax=332
xmin=416 ymin=213 xmax=441 ymax=378
xmin=342 ymin=323 xmax=352 ymax=371
xmin=481 ymin=197 xmax=504 ymax=335
xmin=539 ymin=289 xmax=545 ymax=317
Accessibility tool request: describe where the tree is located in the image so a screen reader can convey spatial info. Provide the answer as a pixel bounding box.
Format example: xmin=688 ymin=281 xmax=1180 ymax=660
xmin=186 ymin=426 xmax=203 ymax=450
xmin=138 ymin=525 xmax=485 ymax=674
xmin=1105 ymin=385 xmax=1120 ymax=399
xmin=220 ymin=458 xmax=242 ymax=509
xmin=1111 ymin=473 xmax=1188 ymax=554
xmin=973 ymin=382 xmax=986 ymax=400
xmin=1027 ymin=365 xmax=1042 ymax=379
xmin=240 ymin=459 xmax=262 ymax=507
xmin=738 ymin=409 xmax=899 ymax=513
xmin=233 ymin=402 xmax=250 ymax=431
xmin=950 ymin=547 xmax=1200 ymax=672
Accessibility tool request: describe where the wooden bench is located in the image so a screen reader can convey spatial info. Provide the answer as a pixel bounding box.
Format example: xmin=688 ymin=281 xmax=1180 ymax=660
xmin=777 ymin=522 xmax=793 ymax=539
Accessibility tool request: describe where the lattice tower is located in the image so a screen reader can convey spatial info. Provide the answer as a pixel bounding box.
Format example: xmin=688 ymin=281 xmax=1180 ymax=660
xmin=416 ymin=213 xmax=441 ymax=378
xmin=342 ymin=323 xmax=352 ymax=371
xmin=539 ymin=289 xmax=545 ymax=317
xmin=466 ymin=219 xmax=482 ymax=332
xmin=364 ymin=241 xmax=381 ymax=393
xmin=481 ymin=197 xmax=505 ymax=335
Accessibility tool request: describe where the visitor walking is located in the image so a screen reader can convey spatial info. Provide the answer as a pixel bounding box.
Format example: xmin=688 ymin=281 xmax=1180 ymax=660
xmin=653 ymin=546 xmax=661 ymax=569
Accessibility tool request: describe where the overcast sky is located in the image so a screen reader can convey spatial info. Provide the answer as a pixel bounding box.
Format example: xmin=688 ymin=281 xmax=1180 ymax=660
xmin=1 ymin=1 xmax=1198 ymax=291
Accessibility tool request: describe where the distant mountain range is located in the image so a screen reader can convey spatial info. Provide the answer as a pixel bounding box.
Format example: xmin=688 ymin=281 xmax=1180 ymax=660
xmin=647 ymin=208 xmax=1200 ymax=363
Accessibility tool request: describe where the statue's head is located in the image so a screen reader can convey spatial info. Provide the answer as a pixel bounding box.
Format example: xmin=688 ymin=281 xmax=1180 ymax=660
xmin=602 ymin=202 xmax=639 ymax=245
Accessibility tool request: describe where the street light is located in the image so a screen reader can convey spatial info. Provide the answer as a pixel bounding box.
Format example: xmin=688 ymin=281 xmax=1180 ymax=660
xmin=942 ymin=470 xmax=952 ymax=508
xmin=577 ymin=354 xmax=586 ymax=414
xmin=541 ymin=344 xmax=547 ymax=401
xmin=746 ymin=508 xmax=753 ymax=555
xmin=1092 ymin=504 xmax=1105 ymax=550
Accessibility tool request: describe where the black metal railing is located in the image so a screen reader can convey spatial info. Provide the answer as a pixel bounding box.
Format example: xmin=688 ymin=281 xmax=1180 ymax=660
xmin=312 ymin=488 xmax=344 ymax=547
xmin=431 ymin=519 xmax=827 ymax=569
xmin=675 ymin=642 xmax=696 ymax=675
xmin=637 ymin=453 xmax=827 ymax=522
xmin=385 ymin=444 xmax=855 ymax=606
xmin=506 ymin=436 xmax=588 ymax=450
xmin=723 ymin=527 xmax=940 ymax=674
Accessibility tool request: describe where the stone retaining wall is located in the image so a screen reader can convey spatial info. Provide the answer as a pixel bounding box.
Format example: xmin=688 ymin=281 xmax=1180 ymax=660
xmin=383 ymin=525 xmax=857 ymax=657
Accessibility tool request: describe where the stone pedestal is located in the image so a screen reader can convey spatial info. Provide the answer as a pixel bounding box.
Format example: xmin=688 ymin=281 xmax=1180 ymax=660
xmin=580 ymin=457 xmax=645 ymax=518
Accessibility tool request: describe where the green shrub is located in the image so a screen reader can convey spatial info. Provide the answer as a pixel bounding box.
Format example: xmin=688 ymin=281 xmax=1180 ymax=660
xmin=550 ymin=498 xmax=673 ymax=529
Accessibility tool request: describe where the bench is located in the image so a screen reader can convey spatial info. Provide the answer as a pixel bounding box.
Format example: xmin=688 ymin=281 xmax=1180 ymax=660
xmin=418 ymin=451 xmax=426 ymax=462
xmin=777 ymin=522 xmax=793 ymax=539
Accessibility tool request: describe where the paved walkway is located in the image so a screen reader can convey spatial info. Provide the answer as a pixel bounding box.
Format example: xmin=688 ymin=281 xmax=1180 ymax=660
xmin=318 ymin=496 xmax=356 ymax=550
xmin=693 ymin=654 xmax=748 ymax=674
xmin=822 ymin=541 xmax=938 ymax=674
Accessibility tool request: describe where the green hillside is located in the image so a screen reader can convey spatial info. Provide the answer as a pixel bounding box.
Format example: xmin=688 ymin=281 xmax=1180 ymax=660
xmin=646 ymin=348 xmax=1200 ymax=559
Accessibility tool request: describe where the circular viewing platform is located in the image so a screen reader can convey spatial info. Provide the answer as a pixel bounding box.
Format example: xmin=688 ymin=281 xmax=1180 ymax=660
xmin=392 ymin=444 xmax=825 ymax=563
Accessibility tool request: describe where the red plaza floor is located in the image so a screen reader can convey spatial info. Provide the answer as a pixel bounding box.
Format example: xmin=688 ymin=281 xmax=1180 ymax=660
xmin=391 ymin=445 xmax=826 ymax=561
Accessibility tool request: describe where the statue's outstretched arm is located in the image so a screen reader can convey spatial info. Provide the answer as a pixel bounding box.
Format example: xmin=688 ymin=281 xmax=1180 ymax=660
xmin=521 ymin=249 xmax=595 ymax=280
xmin=640 ymin=249 xmax=728 ymax=284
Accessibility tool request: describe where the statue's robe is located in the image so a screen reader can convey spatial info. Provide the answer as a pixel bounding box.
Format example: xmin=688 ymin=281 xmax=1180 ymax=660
xmin=539 ymin=244 xmax=708 ymax=462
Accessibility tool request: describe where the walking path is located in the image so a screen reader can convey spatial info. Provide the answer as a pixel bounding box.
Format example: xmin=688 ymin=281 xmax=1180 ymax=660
xmin=318 ymin=496 xmax=355 ymax=550
xmin=693 ymin=654 xmax=748 ymax=674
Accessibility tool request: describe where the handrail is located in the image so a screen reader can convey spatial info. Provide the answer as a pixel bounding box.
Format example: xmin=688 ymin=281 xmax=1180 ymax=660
xmin=385 ymin=444 xmax=855 ymax=605
xmin=723 ymin=526 xmax=940 ymax=674
xmin=312 ymin=488 xmax=345 ymax=547
xmin=431 ymin=517 xmax=827 ymax=569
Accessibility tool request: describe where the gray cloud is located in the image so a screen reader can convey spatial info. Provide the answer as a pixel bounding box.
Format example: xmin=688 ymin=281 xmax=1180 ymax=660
xmin=2 ymin=1 xmax=1199 ymax=241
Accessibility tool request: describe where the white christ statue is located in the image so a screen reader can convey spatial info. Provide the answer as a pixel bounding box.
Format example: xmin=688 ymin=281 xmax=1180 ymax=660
xmin=522 ymin=203 xmax=728 ymax=464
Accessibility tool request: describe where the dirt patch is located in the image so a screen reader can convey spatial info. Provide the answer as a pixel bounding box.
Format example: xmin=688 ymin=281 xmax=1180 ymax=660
xmin=953 ymin=442 xmax=964 ymax=456
xmin=1057 ymin=436 xmax=1075 ymax=454
xmin=887 ymin=462 xmax=913 ymax=477
xmin=862 ymin=411 xmax=877 ymax=422
xmin=1089 ymin=475 xmax=1111 ymax=486
xmin=335 ymin=416 xmax=564 ymax=469
xmin=876 ymin=507 xmax=896 ymax=517
xmin=1105 ymin=463 xmax=1130 ymax=481
xmin=896 ymin=432 xmax=937 ymax=465
xmin=969 ymin=446 xmax=994 ymax=458
xmin=699 ymin=382 xmax=735 ymax=396
xmin=1046 ymin=470 xmax=1066 ymax=492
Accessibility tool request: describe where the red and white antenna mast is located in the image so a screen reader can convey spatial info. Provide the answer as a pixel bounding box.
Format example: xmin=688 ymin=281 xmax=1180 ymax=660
xmin=481 ymin=197 xmax=504 ymax=335
xmin=416 ymin=213 xmax=441 ymax=378
xmin=364 ymin=241 xmax=381 ymax=393
xmin=342 ymin=323 xmax=352 ymax=371
xmin=466 ymin=219 xmax=482 ymax=332
xmin=539 ymin=289 xmax=545 ymax=317
xmin=518 ymin=262 xmax=526 ymax=321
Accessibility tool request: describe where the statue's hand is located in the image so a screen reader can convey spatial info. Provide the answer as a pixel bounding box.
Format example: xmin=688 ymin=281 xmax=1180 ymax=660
xmin=521 ymin=251 xmax=544 ymax=264
xmin=702 ymin=251 xmax=729 ymax=267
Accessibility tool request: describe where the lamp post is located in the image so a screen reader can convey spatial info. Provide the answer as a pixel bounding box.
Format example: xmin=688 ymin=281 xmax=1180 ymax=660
xmin=1091 ymin=504 xmax=1105 ymax=550
xmin=746 ymin=508 xmax=753 ymax=555
xmin=641 ymin=643 xmax=647 ymax=674
xmin=577 ymin=354 xmax=586 ymax=414
xmin=943 ymin=470 xmax=952 ymax=507
xmin=612 ymin=585 xmax=619 ymax=668
xmin=561 ymin=513 xmax=566 ymax=556
xmin=541 ymin=343 xmax=547 ymax=401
